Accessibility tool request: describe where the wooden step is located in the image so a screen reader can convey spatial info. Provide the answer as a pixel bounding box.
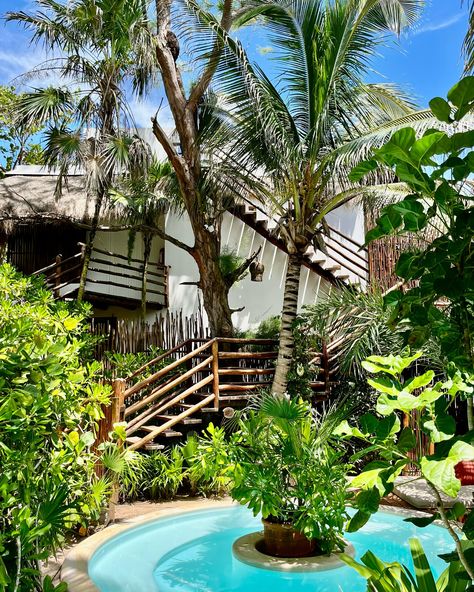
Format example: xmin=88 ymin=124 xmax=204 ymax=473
xmin=219 ymin=394 xmax=253 ymax=402
xmin=125 ymin=436 xmax=164 ymax=451
xmin=156 ymin=414 xmax=202 ymax=426
xmin=141 ymin=425 xmax=183 ymax=437
xmin=179 ymin=402 xmax=218 ymax=411
xmin=218 ymin=367 xmax=274 ymax=376
xmin=324 ymin=264 xmax=341 ymax=272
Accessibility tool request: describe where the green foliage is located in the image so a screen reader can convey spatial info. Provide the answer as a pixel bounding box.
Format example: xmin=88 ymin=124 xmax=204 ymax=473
xmin=287 ymin=317 xmax=321 ymax=400
xmin=244 ymin=316 xmax=281 ymax=342
xmin=0 ymin=264 xmax=112 ymax=591
xmin=336 ymin=352 xmax=474 ymax=577
xmin=352 ymin=78 xmax=474 ymax=380
xmin=0 ymin=85 xmax=45 ymax=174
xmin=103 ymin=347 xmax=168 ymax=381
xmin=218 ymin=247 xmax=247 ymax=284
xmin=342 ymin=537 xmax=472 ymax=592
xmin=181 ymin=424 xmax=236 ymax=496
xmin=230 ymin=393 xmax=350 ymax=554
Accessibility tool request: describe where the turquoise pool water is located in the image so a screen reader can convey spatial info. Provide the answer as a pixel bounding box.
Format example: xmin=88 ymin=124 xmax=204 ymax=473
xmin=89 ymin=506 xmax=453 ymax=591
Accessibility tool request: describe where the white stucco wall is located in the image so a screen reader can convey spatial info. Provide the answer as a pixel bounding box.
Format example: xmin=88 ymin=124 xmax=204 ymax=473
xmin=79 ymin=228 xmax=166 ymax=316
xmin=164 ymin=211 xmax=337 ymax=331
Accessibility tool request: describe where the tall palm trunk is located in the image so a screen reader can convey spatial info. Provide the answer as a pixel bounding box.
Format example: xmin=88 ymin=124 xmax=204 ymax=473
xmin=77 ymin=187 xmax=106 ymax=302
xmin=141 ymin=232 xmax=152 ymax=319
xmin=272 ymin=253 xmax=302 ymax=397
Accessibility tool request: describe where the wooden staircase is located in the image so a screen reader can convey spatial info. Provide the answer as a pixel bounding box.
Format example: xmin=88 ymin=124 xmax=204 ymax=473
xmin=108 ymin=338 xmax=331 ymax=451
xmin=229 ymin=198 xmax=369 ymax=286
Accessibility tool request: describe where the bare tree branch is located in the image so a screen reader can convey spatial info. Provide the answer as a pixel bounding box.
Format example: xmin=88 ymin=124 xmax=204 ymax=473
xmin=151 ymin=114 xmax=184 ymax=175
xmin=225 ymin=244 xmax=261 ymax=287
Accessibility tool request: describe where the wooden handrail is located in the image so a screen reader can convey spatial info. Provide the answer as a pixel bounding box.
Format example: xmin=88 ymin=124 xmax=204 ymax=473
xmin=90 ymin=255 xmax=166 ymax=281
xmin=78 ymin=242 xmax=167 ymax=269
xmin=33 ymin=251 xmax=82 ymax=276
xmin=127 ymin=339 xmax=193 ymax=381
xmin=124 ymin=354 xmax=214 ymax=416
xmin=126 ymin=374 xmax=214 ymax=437
xmin=128 ymin=393 xmax=215 ymax=451
xmin=119 ymin=336 xmax=335 ymax=450
xmin=124 ymin=339 xmax=214 ymax=398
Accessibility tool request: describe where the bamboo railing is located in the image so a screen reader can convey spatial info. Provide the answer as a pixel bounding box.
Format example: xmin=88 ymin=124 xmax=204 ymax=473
xmin=117 ymin=337 xmax=329 ymax=451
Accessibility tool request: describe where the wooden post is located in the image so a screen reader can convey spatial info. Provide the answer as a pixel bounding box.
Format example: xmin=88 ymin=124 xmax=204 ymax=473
xmin=111 ymin=378 xmax=126 ymax=426
xmin=54 ymin=254 xmax=62 ymax=298
xmin=96 ymin=378 xmax=126 ymax=455
xmin=212 ymin=339 xmax=220 ymax=411
xmin=107 ymin=378 xmax=126 ymax=524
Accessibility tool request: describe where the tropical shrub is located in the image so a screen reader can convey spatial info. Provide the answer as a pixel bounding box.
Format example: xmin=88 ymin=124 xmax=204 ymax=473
xmin=0 ymin=264 xmax=112 ymax=591
xmin=181 ymin=424 xmax=235 ymax=496
xmin=102 ymin=347 xmax=169 ymax=381
xmin=351 ymin=77 xmax=474 ymax=428
xmin=336 ymin=352 xmax=474 ymax=580
xmin=230 ymin=394 xmax=350 ymax=554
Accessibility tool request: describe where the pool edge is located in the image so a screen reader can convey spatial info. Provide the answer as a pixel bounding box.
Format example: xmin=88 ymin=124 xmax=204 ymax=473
xmin=62 ymin=498 xmax=237 ymax=592
xmin=61 ymin=501 xmax=435 ymax=592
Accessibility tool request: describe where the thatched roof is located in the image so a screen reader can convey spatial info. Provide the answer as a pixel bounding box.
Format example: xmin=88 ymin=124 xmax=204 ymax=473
xmin=0 ymin=168 xmax=94 ymax=225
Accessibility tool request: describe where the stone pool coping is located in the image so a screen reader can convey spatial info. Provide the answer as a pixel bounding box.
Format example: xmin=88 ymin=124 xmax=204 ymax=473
xmin=61 ymin=499 xmax=441 ymax=592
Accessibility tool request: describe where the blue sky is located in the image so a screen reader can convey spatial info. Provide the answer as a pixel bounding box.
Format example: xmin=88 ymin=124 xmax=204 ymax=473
xmin=0 ymin=0 xmax=469 ymax=127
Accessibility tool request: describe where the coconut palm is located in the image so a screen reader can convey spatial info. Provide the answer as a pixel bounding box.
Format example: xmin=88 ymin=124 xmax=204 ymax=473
xmin=7 ymin=0 xmax=155 ymax=300
xmin=190 ymin=0 xmax=470 ymax=396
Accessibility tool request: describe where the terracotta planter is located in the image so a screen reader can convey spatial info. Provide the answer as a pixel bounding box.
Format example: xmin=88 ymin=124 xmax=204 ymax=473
xmin=455 ymin=461 xmax=474 ymax=485
xmin=262 ymin=519 xmax=317 ymax=558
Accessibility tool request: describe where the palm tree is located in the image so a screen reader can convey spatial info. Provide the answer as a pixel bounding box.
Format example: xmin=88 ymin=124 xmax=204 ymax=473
xmin=111 ymin=159 xmax=177 ymax=317
xmin=8 ymin=0 xmax=154 ymax=300
xmin=194 ymin=0 xmax=460 ymax=396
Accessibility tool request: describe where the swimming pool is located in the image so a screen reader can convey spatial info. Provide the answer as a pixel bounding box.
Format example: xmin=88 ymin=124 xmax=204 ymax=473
xmin=89 ymin=505 xmax=453 ymax=591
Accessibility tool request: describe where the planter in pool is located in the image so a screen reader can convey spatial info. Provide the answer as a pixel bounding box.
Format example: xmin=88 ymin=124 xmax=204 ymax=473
xmin=261 ymin=518 xmax=317 ymax=557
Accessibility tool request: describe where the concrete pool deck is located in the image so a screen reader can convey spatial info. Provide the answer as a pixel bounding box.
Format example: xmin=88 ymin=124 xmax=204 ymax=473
xmin=59 ymin=497 xmax=439 ymax=591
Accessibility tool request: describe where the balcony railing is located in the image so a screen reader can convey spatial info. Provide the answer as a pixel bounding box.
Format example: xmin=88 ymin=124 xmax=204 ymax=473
xmin=33 ymin=243 xmax=169 ymax=308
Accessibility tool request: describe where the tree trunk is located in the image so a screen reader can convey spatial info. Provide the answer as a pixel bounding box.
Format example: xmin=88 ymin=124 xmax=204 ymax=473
xmin=272 ymin=253 xmax=302 ymax=397
xmin=141 ymin=232 xmax=152 ymax=319
xmin=193 ymin=227 xmax=234 ymax=338
xmin=77 ymin=188 xmax=105 ymax=302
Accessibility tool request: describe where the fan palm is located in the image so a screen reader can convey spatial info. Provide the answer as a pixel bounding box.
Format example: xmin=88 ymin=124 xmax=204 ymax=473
xmin=110 ymin=159 xmax=178 ymax=316
xmin=192 ymin=0 xmax=468 ymax=395
xmin=7 ymin=0 xmax=155 ymax=300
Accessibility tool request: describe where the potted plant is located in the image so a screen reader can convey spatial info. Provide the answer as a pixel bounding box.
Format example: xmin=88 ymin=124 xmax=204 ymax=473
xmin=230 ymin=393 xmax=350 ymax=557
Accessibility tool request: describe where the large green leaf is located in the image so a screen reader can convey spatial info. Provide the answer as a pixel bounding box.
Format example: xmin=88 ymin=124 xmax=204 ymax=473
xmin=410 ymin=132 xmax=446 ymax=165
xmin=447 ymin=77 xmax=474 ymax=108
xmin=409 ymin=538 xmax=438 ymax=592
xmin=346 ymin=510 xmax=371 ymax=533
xmin=420 ymin=457 xmax=459 ymax=498
xmin=429 ymin=97 xmax=452 ymax=123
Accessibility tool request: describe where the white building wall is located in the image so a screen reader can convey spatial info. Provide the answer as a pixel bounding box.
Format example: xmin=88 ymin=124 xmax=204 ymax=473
xmin=164 ymin=211 xmax=338 ymax=332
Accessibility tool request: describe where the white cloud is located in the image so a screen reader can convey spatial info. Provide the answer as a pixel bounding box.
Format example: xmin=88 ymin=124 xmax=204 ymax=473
xmin=412 ymin=12 xmax=465 ymax=36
